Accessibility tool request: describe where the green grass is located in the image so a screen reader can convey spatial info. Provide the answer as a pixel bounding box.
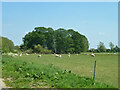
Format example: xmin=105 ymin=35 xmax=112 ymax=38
xmin=2 ymin=54 xmax=118 ymax=88
xmin=0 ymin=54 xmax=2 ymax=78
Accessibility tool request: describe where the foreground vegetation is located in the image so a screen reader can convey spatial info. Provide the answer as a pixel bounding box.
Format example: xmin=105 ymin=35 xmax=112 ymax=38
xmin=2 ymin=54 xmax=118 ymax=88
xmin=12 ymin=53 xmax=118 ymax=87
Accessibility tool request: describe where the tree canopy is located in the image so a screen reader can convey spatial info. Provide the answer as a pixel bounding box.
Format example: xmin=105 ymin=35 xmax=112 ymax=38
xmin=109 ymin=42 xmax=114 ymax=52
xmin=0 ymin=36 xmax=14 ymax=52
xmin=97 ymin=42 xmax=106 ymax=52
xmin=22 ymin=27 xmax=89 ymax=53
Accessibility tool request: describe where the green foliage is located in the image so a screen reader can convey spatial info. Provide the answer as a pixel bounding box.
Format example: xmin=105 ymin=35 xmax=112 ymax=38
xmin=0 ymin=36 xmax=14 ymax=53
xmin=25 ymin=48 xmax=33 ymax=54
xmin=89 ymin=42 xmax=119 ymax=53
xmin=33 ymin=44 xmax=43 ymax=53
xmin=22 ymin=27 xmax=89 ymax=53
xmin=2 ymin=55 xmax=114 ymax=88
xmin=109 ymin=42 xmax=114 ymax=52
xmin=14 ymin=45 xmax=20 ymax=51
xmin=20 ymin=44 xmax=27 ymax=51
xmin=113 ymin=45 xmax=120 ymax=52
xmin=97 ymin=42 xmax=106 ymax=52
xmin=33 ymin=44 xmax=52 ymax=54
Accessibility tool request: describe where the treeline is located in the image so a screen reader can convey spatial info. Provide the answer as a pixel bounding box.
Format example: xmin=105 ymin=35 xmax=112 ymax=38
xmin=0 ymin=36 xmax=14 ymax=53
xmin=89 ymin=42 xmax=120 ymax=53
xmin=0 ymin=36 xmax=21 ymax=53
xmin=20 ymin=27 xmax=89 ymax=54
xmin=1 ymin=27 xmax=119 ymax=54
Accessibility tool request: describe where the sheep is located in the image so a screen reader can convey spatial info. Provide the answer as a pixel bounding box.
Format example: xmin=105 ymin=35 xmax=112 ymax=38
xmin=38 ymin=55 xmax=41 ymax=57
xmin=55 ymin=54 xmax=61 ymax=58
xmin=68 ymin=53 xmax=70 ymax=57
xmin=68 ymin=54 xmax=70 ymax=57
xmin=76 ymin=54 xmax=78 ymax=55
xmin=59 ymin=55 xmax=61 ymax=58
xmin=26 ymin=53 xmax=29 ymax=55
xmin=14 ymin=54 xmax=18 ymax=56
xmin=91 ymin=53 xmax=95 ymax=57
xmin=8 ymin=52 xmax=13 ymax=56
xmin=20 ymin=53 xmax=22 ymax=56
xmin=55 ymin=54 xmax=59 ymax=57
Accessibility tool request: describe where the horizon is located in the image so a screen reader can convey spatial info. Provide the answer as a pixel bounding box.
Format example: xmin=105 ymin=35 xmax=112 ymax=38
xmin=2 ymin=2 xmax=118 ymax=49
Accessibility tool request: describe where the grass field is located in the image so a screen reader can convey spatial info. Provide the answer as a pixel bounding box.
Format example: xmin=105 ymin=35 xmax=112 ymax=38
xmin=9 ymin=53 xmax=118 ymax=88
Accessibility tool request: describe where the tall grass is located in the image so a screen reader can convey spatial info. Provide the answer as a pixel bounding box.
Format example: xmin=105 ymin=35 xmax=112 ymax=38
xmin=12 ymin=54 xmax=118 ymax=87
xmin=2 ymin=55 xmax=115 ymax=88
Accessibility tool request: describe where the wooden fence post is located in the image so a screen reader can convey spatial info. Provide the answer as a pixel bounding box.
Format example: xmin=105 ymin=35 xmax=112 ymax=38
xmin=93 ymin=60 xmax=96 ymax=80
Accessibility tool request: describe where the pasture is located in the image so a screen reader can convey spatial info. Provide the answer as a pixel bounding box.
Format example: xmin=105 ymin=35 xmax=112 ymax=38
xmin=11 ymin=53 xmax=118 ymax=88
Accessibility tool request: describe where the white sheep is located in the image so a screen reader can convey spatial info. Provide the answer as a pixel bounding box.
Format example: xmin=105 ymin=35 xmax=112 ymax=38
xmin=68 ymin=53 xmax=70 ymax=57
xmin=91 ymin=53 xmax=95 ymax=57
xmin=8 ymin=52 xmax=13 ymax=56
xmin=38 ymin=55 xmax=41 ymax=57
xmin=14 ymin=54 xmax=18 ymax=56
xmin=55 ymin=54 xmax=61 ymax=58
xmin=26 ymin=53 xmax=29 ymax=55
xmin=55 ymin=54 xmax=59 ymax=57
xmin=68 ymin=54 xmax=70 ymax=57
xmin=59 ymin=55 xmax=61 ymax=58
xmin=20 ymin=53 xmax=22 ymax=56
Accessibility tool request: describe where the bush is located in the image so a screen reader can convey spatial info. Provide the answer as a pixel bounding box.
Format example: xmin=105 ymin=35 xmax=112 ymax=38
xmin=33 ymin=44 xmax=52 ymax=54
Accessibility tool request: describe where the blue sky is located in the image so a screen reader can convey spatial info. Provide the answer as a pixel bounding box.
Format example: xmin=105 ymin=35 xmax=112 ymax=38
xmin=2 ymin=2 xmax=118 ymax=49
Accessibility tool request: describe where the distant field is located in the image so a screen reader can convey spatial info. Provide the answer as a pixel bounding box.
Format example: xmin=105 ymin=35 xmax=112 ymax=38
xmin=12 ymin=53 xmax=118 ymax=88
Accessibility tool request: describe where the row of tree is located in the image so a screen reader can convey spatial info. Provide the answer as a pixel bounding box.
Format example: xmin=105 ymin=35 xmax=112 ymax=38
xmin=20 ymin=27 xmax=89 ymax=54
xmin=0 ymin=27 xmax=120 ymax=53
xmin=89 ymin=42 xmax=120 ymax=53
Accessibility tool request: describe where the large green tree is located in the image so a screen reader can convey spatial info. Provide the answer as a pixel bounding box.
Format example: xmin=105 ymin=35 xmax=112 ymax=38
xmin=23 ymin=27 xmax=54 ymax=49
xmin=22 ymin=27 xmax=89 ymax=53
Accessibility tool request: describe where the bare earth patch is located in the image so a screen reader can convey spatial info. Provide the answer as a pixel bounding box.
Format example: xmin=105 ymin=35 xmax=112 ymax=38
xmin=0 ymin=78 xmax=11 ymax=89
xmin=0 ymin=78 xmax=7 ymax=88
